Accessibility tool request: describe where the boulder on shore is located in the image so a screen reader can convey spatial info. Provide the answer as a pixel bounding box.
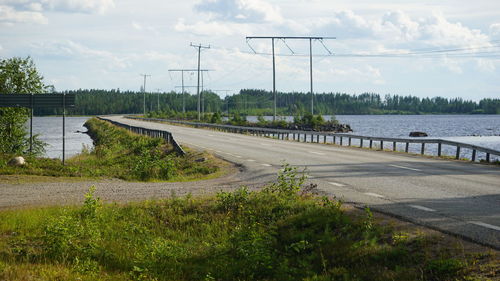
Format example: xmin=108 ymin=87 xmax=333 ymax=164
xmin=8 ymin=156 xmax=26 ymax=166
xmin=409 ymin=131 xmax=428 ymax=137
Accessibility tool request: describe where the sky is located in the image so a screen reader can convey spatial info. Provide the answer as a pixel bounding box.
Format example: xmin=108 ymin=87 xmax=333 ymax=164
xmin=1 ymin=0 xmax=499 ymax=100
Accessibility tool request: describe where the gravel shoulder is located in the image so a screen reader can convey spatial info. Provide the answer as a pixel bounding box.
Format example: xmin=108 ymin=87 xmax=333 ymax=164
xmin=0 ymin=157 xmax=271 ymax=210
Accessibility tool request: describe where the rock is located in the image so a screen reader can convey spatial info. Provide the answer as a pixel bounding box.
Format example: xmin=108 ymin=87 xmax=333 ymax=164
xmin=195 ymin=157 xmax=207 ymax=162
xmin=409 ymin=131 xmax=428 ymax=137
xmin=8 ymin=156 xmax=25 ymax=166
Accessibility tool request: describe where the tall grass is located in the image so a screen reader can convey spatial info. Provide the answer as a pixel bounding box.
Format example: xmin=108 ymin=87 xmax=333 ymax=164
xmin=0 ymin=118 xmax=219 ymax=181
xmin=0 ymin=165 xmax=494 ymax=280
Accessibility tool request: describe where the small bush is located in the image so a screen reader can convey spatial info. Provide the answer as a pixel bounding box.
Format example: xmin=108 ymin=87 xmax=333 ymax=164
xmin=0 ymin=118 xmax=219 ymax=181
xmin=0 ymin=165 xmax=490 ymax=281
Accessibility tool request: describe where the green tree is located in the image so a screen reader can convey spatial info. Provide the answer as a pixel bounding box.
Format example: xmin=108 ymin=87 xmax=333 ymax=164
xmin=0 ymin=57 xmax=47 ymax=155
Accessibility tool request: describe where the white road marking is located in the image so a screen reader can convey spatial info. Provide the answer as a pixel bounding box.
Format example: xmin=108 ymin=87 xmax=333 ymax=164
xmin=389 ymin=164 xmax=421 ymax=172
xmin=246 ymin=159 xmax=256 ymax=162
xmin=309 ymin=151 xmax=326 ymax=156
xmin=308 ymin=176 xmax=315 ymax=179
xmin=469 ymin=221 xmax=500 ymax=232
xmin=329 ymin=182 xmax=346 ymax=187
xmin=208 ymin=134 xmax=215 ymax=137
xmin=261 ymin=164 xmax=272 ymax=167
xmin=260 ymin=143 xmax=272 ymax=146
xmin=409 ymin=205 xmax=436 ymax=212
xmin=216 ymin=150 xmax=222 ymax=153
xmin=234 ymin=155 xmax=242 ymax=158
xmin=364 ymin=192 xmax=385 ymax=198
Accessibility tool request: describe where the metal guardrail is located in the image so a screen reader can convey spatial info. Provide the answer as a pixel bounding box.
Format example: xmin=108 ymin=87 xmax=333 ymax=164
xmin=127 ymin=117 xmax=500 ymax=163
xmin=99 ymin=117 xmax=186 ymax=156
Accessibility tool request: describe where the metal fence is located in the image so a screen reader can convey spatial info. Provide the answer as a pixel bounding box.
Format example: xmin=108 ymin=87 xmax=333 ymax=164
xmin=127 ymin=117 xmax=500 ymax=163
xmin=99 ymin=117 xmax=186 ymax=156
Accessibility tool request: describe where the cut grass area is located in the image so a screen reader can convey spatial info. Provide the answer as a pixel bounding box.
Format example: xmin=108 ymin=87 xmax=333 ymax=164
xmin=0 ymin=165 xmax=497 ymax=281
xmin=0 ymin=118 xmax=225 ymax=183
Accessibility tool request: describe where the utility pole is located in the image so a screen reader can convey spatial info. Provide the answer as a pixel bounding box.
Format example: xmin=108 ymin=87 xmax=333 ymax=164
xmin=309 ymin=38 xmax=313 ymax=114
xmin=201 ymin=71 xmax=205 ymax=116
xmin=169 ymin=69 xmax=212 ymax=113
xmin=190 ymin=43 xmax=210 ymax=121
xmin=156 ymin=88 xmax=161 ymax=111
xmin=140 ymin=74 xmax=151 ymax=115
xmin=212 ymin=90 xmax=232 ymax=116
xmin=246 ymin=36 xmax=334 ymax=117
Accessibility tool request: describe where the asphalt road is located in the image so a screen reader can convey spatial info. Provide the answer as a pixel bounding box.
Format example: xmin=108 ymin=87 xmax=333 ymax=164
xmin=105 ymin=116 xmax=500 ymax=249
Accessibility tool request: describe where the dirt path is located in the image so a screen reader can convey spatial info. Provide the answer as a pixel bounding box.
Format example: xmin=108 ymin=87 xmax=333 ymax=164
xmin=0 ymin=162 xmax=275 ymax=210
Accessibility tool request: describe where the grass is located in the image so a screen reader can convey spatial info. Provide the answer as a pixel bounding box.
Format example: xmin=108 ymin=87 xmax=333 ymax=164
xmin=0 ymin=165 xmax=497 ymax=281
xmin=0 ymin=118 xmax=224 ymax=182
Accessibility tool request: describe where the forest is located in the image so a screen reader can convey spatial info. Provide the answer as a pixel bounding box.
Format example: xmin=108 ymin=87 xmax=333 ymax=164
xmin=34 ymin=88 xmax=500 ymax=116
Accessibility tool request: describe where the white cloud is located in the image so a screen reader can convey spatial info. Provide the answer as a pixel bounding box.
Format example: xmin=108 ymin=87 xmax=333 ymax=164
xmin=31 ymin=40 xmax=127 ymax=68
xmin=490 ymin=23 xmax=500 ymax=39
xmin=439 ymin=57 xmax=463 ymax=74
xmin=314 ymin=10 xmax=490 ymax=48
xmin=132 ymin=21 xmax=142 ymax=30
xmin=194 ymin=0 xmax=283 ymax=24
xmin=174 ymin=18 xmax=248 ymax=36
xmin=0 ymin=0 xmax=115 ymax=14
xmin=476 ymin=58 xmax=496 ymax=72
xmin=0 ymin=4 xmax=47 ymax=25
xmin=43 ymin=0 xmax=115 ymax=14
xmin=0 ymin=0 xmax=113 ymax=26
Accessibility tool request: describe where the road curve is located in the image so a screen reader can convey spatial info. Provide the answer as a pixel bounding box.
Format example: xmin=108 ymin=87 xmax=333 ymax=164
xmin=104 ymin=116 xmax=500 ymax=249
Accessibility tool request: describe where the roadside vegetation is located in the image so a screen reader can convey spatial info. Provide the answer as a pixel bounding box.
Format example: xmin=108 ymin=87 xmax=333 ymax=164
xmin=0 ymin=57 xmax=48 ymax=156
xmin=0 ymin=165 xmax=497 ymax=280
xmin=146 ymin=110 xmax=351 ymax=132
xmin=0 ymin=118 xmax=221 ymax=181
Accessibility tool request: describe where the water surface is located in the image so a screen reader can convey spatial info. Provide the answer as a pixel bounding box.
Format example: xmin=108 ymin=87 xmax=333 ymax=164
xmin=29 ymin=116 xmax=93 ymax=159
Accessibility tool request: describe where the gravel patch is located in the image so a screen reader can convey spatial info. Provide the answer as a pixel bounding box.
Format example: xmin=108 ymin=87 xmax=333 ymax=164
xmin=0 ymin=163 xmax=275 ymax=210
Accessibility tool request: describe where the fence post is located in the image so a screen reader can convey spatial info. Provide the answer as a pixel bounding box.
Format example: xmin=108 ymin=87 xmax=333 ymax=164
xmin=360 ymin=138 xmax=364 ymax=148
xmin=348 ymin=137 xmax=352 ymax=146
xmin=369 ymin=140 xmax=373 ymax=149
xmin=380 ymin=140 xmax=384 ymax=150
xmin=393 ymin=142 xmax=396 ymax=151
xmin=472 ymin=149 xmax=476 ymax=162
xmin=421 ymin=143 xmax=425 ymax=155
xmin=438 ymin=143 xmax=442 ymax=157
xmin=455 ymin=146 xmax=461 ymax=160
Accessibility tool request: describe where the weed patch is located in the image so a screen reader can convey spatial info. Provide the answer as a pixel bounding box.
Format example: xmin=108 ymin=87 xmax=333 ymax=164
xmin=0 ymin=118 xmax=220 ymax=182
xmin=0 ymin=166 xmax=497 ymax=280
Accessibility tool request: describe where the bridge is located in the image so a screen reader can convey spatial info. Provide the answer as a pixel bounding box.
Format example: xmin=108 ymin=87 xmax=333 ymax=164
xmin=103 ymin=115 xmax=500 ymax=249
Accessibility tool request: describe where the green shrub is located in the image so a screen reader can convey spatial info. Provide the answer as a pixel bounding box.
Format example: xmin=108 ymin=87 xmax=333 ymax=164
xmin=0 ymin=165 xmax=486 ymax=281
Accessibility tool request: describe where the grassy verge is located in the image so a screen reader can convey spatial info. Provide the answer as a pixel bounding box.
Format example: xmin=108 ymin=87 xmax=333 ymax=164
xmin=0 ymin=118 xmax=224 ymax=182
xmin=0 ymin=165 xmax=497 ymax=281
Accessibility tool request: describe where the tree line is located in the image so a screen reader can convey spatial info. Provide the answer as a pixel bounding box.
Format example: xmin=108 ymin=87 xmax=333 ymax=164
xmin=37 ymin=89 xmax=499 ymax=116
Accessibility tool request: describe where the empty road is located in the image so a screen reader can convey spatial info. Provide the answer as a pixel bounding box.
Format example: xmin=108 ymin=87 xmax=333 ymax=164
xmin=105 ymin=116 xmax=500 ymax=249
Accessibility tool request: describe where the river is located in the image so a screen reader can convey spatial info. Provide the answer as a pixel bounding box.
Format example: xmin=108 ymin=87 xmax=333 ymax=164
xmin=30 ymin=115 xmax=500 ymax=160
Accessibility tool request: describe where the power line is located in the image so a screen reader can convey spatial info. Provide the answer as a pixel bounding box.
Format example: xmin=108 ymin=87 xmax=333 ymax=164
xmin=190 ymin=43 xmax=211 ymax=120
xmin=246 ymin=36 xmax=335 ymax=117
xmin=139 ymin=74 xmax=151 ymax=116
xmin=168 ymin=69 xmax=211 ymax=113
